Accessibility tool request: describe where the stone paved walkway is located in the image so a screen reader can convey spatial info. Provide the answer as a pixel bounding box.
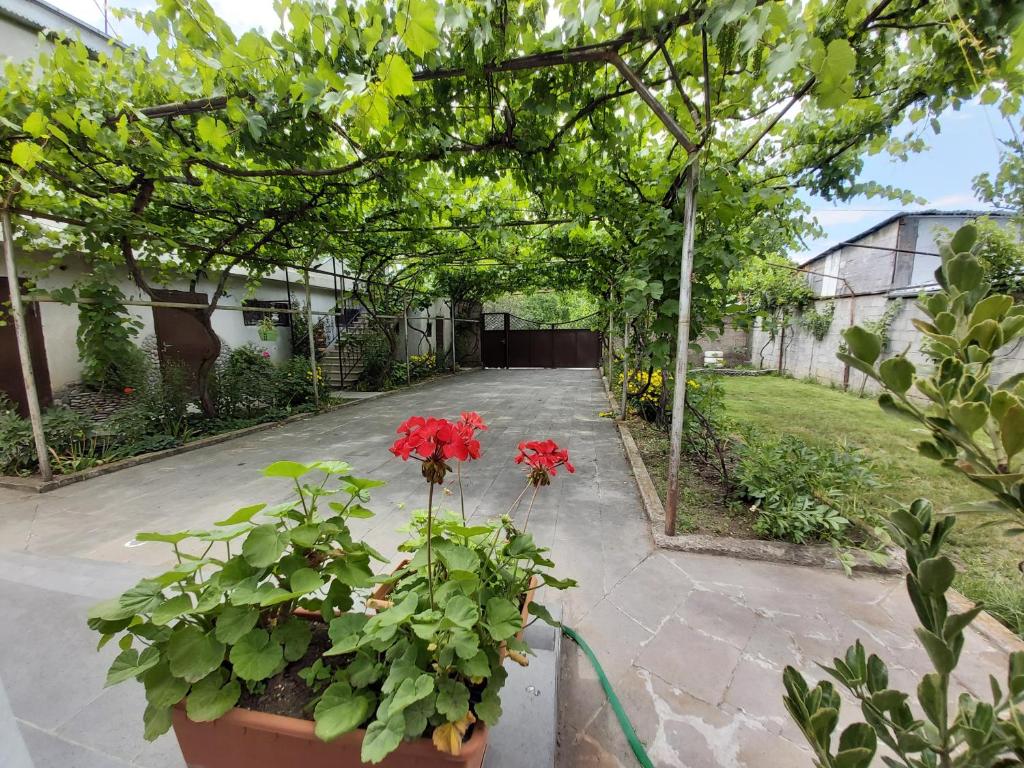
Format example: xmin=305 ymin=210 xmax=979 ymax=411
xmin=0 ymin=368 xmax=1019 ymax=767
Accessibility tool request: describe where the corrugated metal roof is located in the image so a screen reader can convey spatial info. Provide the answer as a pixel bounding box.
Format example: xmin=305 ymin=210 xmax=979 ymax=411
xmin=799 ymin=209 xmax=1012 ymax=266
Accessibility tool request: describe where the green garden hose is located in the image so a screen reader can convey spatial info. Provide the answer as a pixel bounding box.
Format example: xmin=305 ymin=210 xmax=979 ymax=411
xmin=561 ymin=625 xmax=655 ymax=768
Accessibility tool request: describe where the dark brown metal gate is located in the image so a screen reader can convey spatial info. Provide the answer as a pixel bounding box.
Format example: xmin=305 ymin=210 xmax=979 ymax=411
xmin=481 ymin=313 xmax=602 ymax=369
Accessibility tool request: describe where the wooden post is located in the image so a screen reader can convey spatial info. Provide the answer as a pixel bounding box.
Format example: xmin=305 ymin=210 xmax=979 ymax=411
xmin=304 ymin=269 xmax=319 ymax=408
xmin=619 ymin=314 xmax=630 ymax=419
xmin=1 ymin=208 xmax=52 ymax=480
xmin=664 ymin=163 xmax=699 ymax=536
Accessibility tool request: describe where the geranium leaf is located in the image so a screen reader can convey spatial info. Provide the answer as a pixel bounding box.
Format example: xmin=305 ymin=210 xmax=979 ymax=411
xmin=272 ymin=618 xmax=312 ymax=662
xmin=142 ymin=661 xmax=190 ymax=708
xmin=214 ymin=605 xmax=260 ymax=644
xmin=229 ymin=629 xmax=284 ymax=681
xmin=185 ymin=670 xmax=241 ymax=722
xmin=361 ymin=714 xmax=405 ymax=763
xmin=314 ymin=682 xmax=372 ymax=741
xmin=484 ymin=597 xmax=521 ymax=641
xmin=242 ymin=524 xmax=287 ymax=568
xmin=166 ymin=626 xmax=226 ymax=683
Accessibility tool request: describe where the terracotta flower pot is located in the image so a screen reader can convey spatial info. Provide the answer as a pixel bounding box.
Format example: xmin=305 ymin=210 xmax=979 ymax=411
xmin=171 ymin=705 xmax=488 ymax=768
xmin=169 ymin=574 xmax=535 ymax=768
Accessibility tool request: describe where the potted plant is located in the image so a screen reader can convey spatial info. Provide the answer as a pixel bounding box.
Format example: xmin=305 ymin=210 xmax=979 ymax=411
xmin=88 ymin=412 xmax=576 ymax=766
xmin=257 ymin=315 xmax=278 ymax=342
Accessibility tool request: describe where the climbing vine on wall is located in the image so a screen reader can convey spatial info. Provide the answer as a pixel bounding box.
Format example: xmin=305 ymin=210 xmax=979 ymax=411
xmin=800 ymin=303 xmax=836 ymax=341
xmin=73 ymin=277 xmax=144 ymax=390
xmin=840 ymin=299 xmax=903 ymax=357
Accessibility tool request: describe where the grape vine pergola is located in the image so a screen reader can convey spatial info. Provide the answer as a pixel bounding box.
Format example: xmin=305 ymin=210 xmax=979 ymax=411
xmin=1 ymin=0 xmax=1020 ymax=524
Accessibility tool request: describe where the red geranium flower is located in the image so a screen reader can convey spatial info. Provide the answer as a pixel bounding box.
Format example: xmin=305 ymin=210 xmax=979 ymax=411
xmin=515 ymin=439 xmax=574 ymax=486
xmin=390 ymin=413 xmax=487 ymax=481
xmin=460 ymin=411 xmax=488 ymax=432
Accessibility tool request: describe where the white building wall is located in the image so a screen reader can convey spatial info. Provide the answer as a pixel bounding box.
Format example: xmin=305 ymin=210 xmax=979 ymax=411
xmin=398 ymin=298 xmax=454 ymax=363
xmin=0 ymin=14 xmax=51 ymax=61
xmin=1 ymin=251 xmax=347 ymax=391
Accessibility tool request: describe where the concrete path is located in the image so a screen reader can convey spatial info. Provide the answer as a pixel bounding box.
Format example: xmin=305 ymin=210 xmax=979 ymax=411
xmin=0 ymin=368 xmax=1017 ymax=768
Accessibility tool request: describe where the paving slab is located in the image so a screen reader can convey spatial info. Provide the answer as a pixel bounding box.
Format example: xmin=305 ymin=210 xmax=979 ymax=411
xmin=0 ymin=368 xmax=1019 ymax=768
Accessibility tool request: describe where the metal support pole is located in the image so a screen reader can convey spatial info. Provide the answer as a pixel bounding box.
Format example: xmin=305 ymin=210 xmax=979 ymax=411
xmin=450 ymin=299 xmax=456 ymax=373
xmin=665 ymin=163 xmax=699 ymax=536
xmin=619 ymin=314 xmax=630 ymax=419
xmin=304 ymin=269 xmax=319 ymax=408
xmin=403 ymin=303 xmax=411 ymax=385
xmin=606 ymin=299 xmax=614 ymax=384
xmin=332 ymin=257 xmax=343 ymax=390
xmin=1 ymin=208 xmax=52 ymax=480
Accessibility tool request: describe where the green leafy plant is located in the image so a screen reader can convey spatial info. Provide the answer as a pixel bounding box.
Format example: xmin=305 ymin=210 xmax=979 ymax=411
xmin=131 ymin=359 xmax=196 ymax=440
xmin=407 ymin=353 xmax=436 ymax=382
xmin=215 ymin=345 xmax=275 ymax=419
xmin=360 ymin=415 xmax=575 ymax=761
xmin=0 ymin=401 xmax=102 ymax=476
xmin=75 ymin=278 xmax=145 ymax=390
xmin=88 ymin=415 xmax=575 ymax=763
xmin=839 ymin=224 xmax=1024 ymax=522
xmin=801 ymin=303 xmax=836 ymax=341
xmin=734 ymin=431 xmax=880 ymax=547
xmin=348 ymin=331 xmax=393 ymax=391
xmin=88 ymin=460 xmax=388 ymax=743
xmin=784 ymin=498 xmax=1024 ymax=768
xmin=273 ymin=355 xmax=318 ymax=408
xmin=785 ymin=224 xmax=1024 ymax=768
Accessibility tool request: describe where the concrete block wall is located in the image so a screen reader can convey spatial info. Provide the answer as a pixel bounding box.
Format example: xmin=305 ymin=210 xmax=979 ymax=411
xmin=751 ymin=295 xmax=1024 ymax=393
xmin=690 ymin=318 xmax=751 ymax=367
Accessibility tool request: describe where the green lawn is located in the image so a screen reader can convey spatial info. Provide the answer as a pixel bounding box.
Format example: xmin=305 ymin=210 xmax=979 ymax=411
xmin=722 ymin=375 xmax=1024 ymax=635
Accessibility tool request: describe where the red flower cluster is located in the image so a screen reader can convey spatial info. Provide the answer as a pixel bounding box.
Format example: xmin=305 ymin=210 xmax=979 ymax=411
xmin=390 ymin=412 xmax=488 ymax=465
xmin=515 ymin=439 xmax=575 ymax=485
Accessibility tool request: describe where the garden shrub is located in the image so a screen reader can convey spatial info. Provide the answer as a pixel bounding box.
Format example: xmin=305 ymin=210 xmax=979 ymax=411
xmin=132 ymin=359 xmax=196 ymax=439
xmin=407 ymin=352 xmax=436 ymax=381
xmin=273 ymin=355 xmax=319 ymax=408
xmin=734 ymin=431 xmax=879 ymax=544
xmin=0 ymin=400 xmax=32 ymax=475
xmin=348 ymin=331 xmax=393 ymax=390
xmin=0 ymin=400 xmax=100 ymax=476
xmin=784 ymin=224 xmax=1024 ymax=768
xmin=215 ymin=344 xmax=275 ymax=418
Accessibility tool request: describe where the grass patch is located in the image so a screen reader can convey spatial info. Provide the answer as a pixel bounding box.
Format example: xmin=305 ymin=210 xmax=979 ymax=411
xmin=721 ymin=375 xmax=1024 ymax=637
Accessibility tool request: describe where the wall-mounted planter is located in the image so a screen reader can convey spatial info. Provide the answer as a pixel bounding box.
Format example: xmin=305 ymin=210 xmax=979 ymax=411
xmin=257 ymin=326 xmax=278 ymax=342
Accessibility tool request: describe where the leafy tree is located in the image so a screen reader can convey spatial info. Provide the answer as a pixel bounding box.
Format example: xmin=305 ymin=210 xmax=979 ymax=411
xmin=1 ymin=0 xmax=1020 ymax=430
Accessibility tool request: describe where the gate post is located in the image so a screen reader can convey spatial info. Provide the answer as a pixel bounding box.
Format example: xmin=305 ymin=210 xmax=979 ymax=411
xmin=503 ymin=313 xmax=510 ymax=369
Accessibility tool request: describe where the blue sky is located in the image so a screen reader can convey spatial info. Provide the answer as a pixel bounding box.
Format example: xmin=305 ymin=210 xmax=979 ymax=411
xmin=50 ymin=0 xmax=1016 ymax=264
xmin=796 ymin=100 xmax=1014 ymax=261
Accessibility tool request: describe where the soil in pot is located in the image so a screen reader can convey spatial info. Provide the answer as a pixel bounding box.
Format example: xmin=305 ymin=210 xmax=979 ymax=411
xmin=236 ymin=620 xmax=347 ymax=719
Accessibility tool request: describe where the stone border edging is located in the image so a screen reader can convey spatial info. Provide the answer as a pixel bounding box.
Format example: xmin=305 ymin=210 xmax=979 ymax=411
xmin=601 ymin=374 xmax=904 ymax=574
xmin=0 ymin=369 xmax=481 ymax=494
